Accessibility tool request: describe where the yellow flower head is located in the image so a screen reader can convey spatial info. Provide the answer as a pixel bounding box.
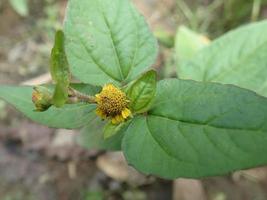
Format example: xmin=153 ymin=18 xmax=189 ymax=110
xmin=95 ymin=84 xmax=132 ymax=124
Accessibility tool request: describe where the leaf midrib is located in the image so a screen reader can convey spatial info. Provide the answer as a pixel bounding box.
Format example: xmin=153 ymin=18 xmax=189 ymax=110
xmin=148 ymin=114 xmax=264 ymax=132
xmin=79 ymin=38 xmax=122 ymax=82
xmin=124 ymin=5 xmax=140 ymax=80
xmin=99 ymin=0 xmax=124 ymax=80
xmin=130 ymin=82 xmax=149 ymax=109
xmin=144 ymin=117 xmax=198 ymax=166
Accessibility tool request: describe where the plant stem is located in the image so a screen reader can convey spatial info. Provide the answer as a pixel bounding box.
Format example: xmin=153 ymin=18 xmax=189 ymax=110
xmin=251 ymin=0 xmax=261 ymax=21
xmin=68 ymin=87 xmax=96 ymax=103
xmin=176 ymin=0 xmax=198 ymax=30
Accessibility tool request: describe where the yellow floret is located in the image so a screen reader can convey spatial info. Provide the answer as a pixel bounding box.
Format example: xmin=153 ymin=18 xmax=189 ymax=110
xmin=95 ymin=84 xmax=132 ymax=124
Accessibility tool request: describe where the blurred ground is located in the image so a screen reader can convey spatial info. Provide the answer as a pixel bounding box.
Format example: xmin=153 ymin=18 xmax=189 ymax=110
xmin=1 ymin=0 xmax=267 ymax=200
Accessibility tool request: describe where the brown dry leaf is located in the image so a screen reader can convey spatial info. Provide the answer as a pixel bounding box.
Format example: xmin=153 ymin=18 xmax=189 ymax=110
xmin=233 ymin=167 xmax=267 ymax=183
xmin=96 ymin=152 xmax=155 ymax=186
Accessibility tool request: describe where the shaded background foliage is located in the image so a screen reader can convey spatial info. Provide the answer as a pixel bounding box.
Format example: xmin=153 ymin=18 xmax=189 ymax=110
xmin=1 ymin=0 xmax=267 ymax=200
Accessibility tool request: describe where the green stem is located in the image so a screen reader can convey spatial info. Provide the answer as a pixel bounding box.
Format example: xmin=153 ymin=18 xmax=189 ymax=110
xmin=251 ymin=0 xmax=261 ymax=22
xmin=176 ymin=0 xmax=198 ymax=30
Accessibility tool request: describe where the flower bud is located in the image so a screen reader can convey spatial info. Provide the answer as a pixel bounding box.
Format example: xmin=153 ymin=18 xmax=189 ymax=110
xmin=32 ymin=86 xmax=53 ymax=112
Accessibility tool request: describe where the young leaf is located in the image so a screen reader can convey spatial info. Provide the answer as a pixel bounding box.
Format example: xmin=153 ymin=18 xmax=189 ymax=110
xmin=175 ymin=26 xmax=210 ymax=62
xmin=64 ymin=0 xmax=158 ymax=86
xmin=123 ymin=79 xmax=267 ymax=178
xmin=0 ymin=84 xmax=98 ymax=129
xmin=50 ymin=30 xmax=70 ymax=107
xmin=177 ymin=20 xmax=267 ymax=97
xmin=79 ymin=117 xmax=124 ymax=151
xmin=103 ymin=120 xmax=131 ymax=140
xmin=126 ymin=70 xmax=157 ymax=113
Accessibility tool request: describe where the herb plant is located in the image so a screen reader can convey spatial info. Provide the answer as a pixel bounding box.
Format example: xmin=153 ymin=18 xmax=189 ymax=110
xmin=1 ymin=0 xmax=267 ymax=179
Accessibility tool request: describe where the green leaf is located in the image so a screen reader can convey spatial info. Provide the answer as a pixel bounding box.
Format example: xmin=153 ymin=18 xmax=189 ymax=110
xmin=64 ymin=0 xmax=158 ymax=86
xmin=177 ymin=21 xmax=267 ymax=97
xmin=126 ymin=70 xmax=157 ymax=113
xmin=123 ymin=79 xmax=267 ymax=178
xmin=0 ymin=84 xmax=99 ymax=129
xmin=9 ymin=0 xmax=28 ymax=17
xmin=79 ymin=117 xmax=124 ymax=151
xmin=175 ymin=26 xmax=210 ymax=62
xmin=50 ymin=30 xmax=70 ymax=107
xmin=103 ymin=120 xmax=130 ymax=140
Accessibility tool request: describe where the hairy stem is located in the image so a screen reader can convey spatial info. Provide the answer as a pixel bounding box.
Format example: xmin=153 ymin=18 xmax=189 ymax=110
xmin=68 ymin=87 xmax=96 ymax=103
